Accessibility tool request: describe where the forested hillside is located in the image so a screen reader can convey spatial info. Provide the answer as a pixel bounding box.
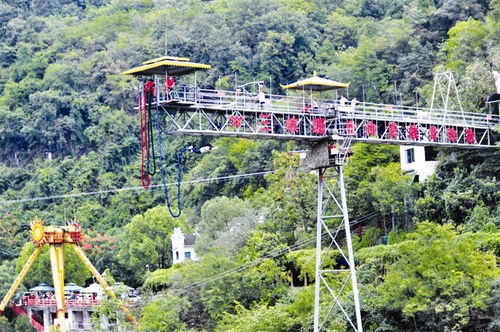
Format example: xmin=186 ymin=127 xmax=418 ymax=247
xmin=0 ymin=0 xmax=499 ymax=331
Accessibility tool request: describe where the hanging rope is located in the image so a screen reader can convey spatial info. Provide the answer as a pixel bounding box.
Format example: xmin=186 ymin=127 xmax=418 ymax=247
xmin=139 ymin=89 xmax=150 ymax=188
xmin=146 ymin=92 xmax=156 ymax=176
xmin=140 ymin=82 xmax=158 ymax=189
xmin=155 ymin=106 xmax=186 ymax=218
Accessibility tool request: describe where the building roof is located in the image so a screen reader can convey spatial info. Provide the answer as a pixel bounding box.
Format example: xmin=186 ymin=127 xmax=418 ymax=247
xmin=280 ymin=76 xmax=350 ymax=91
xmin=122 ymin=56 xmax=211 ymax=76
xmin=184 ymin=234 xmax=197 ymax=246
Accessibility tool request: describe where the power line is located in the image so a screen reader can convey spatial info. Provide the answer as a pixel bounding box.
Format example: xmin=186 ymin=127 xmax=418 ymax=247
xmin=179 ymin=235 xmax=317 ymax=292
xmin=176 ymin=216 xmax=373 ymax=292
xmin=0 ymin=170 xmax=275 ymax=206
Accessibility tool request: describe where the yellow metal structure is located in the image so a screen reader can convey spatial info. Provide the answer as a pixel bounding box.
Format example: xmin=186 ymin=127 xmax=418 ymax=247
xmin=122 ymin=56 xmax=211 ymax=76
xmin=50 ymin=244 xmax=67 ymax=331
xmin=71 ymin=244 xmax=136 ymax=325
xmin=280 ymin=75 xmax=350 ymax=91
xmin=31 ymin=218 xmax=45 ymax=245
xmin=0 ymin=219 xmax=137 ymax=331
xmin=0 ymin=246 xmax=43 ymax=314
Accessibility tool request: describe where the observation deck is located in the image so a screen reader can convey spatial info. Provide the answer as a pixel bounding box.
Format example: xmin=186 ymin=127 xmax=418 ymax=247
xmin=147 ymin=86 xmax=498 ymax=148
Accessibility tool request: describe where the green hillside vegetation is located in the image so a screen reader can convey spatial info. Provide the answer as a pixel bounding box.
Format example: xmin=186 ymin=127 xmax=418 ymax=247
xmin=0 ymin=0 xmax=498 ymax=331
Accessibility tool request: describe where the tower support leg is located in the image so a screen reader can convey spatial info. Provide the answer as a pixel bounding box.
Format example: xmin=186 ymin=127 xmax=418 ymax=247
xmin=339 ymin=167 xmax=363 ymax=331
xmin=313 ymin=166 xmax=363 ymax=332
xmin=313 ymin=168 xmax=325 ymax=331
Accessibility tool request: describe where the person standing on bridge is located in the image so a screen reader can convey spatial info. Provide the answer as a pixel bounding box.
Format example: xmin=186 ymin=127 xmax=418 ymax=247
xmin=144 ymin=79 xmax=156 ymax=103
xmin=312 ymin=99 xmax=319 ymax=112
xmin=165 ymin=76 xmax=176 ymax=101
xmin=257 ymin=84 xmax=266 ymax=109
xmin=339 ymin=95 xmax=348 ymax=106
xmin=350 ymin=97 xmax=359 ymax=111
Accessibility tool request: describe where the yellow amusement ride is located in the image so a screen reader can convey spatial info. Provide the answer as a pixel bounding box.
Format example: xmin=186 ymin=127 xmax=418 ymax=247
xmin=0 ymin=219 xmax=136 ymax=331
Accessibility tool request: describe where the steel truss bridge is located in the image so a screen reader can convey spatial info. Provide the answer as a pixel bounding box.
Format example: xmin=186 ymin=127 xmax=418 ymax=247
xmin=147 ymin=83 xmax=497 ymax=332
xmin=151 ymin=86 xmax=498 ymax=148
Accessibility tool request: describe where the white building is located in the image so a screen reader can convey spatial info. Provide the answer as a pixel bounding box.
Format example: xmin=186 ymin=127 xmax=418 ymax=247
xmin=171 ymin=228 xmax=199 ymax=264
xmin=400 ymin=146 xmax=438 ymax=182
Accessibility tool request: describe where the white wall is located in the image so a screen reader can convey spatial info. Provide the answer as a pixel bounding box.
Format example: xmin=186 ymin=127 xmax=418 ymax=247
xmin=183 ymin=245 xmax=199 ymax=262
xmin=171 ymin=228 xmax=185 ymax=264
xmin=171 ymin=228 xmax=199 ymax=264
xmin=400 ymin=146 xmax=438 ymax=182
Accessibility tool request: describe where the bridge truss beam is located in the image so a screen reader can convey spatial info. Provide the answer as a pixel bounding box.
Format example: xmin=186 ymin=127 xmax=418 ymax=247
xmin=151 ymin=87 xmax=497 ymax=148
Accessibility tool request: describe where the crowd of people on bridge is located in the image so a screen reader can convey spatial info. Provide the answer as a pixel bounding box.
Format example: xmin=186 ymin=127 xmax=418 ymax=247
xmin=143 ymin=76 xmax=364 ymax=115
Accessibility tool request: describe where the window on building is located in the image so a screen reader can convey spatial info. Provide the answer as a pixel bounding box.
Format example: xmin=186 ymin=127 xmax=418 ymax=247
xmin=406 ymin=148 xmax=415 ymax=163
xmin=184 ymin=252 xmax=191 ymax=260
xmin=424 ymin=146 xmax=437 ymax=161
xmin=175 ymin=251 xmax=179 ymax=260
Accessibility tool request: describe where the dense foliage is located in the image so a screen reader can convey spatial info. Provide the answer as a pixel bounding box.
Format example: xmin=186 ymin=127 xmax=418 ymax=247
xmin=0 ymin=0 xmax=498 ymax=331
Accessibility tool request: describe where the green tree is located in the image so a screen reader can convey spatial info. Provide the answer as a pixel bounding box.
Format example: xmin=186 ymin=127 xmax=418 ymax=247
xmin=258 ymin=151 xmax=316 ymax=244
xmin=364 ymin=222 xmax=498 ymax=331
xmin=15 ymin=243 xmax=91 ymax=288
xmin=0 ymin=316 xmax=13 ymax=332
xmin=367 ymin=162 xmax=414 ymax=230
xmin=139 ymin=294 xmax=189 ymax=332
xmin=464 ymin=204 xmax=498 ymax=232
xmin=216 ymin=286 xmax=316 ymax=332
xmin=488 ymin=278 xmax=500 ymax=332
xmin=81 ymin=230 xmax=127 ymax=282
xmin=344 ymin=143 xmax=400 ymax=220
xmin=0 ymin=214 xmax=27 ymax=261
xmin=196 ymin=196 xmax=260 ymax=255
xmin=444 ymin=19 xmax=487 ymax=72
xmin=117 ymin=205 xmax=186 ymax=285
xmin=0 ymin=260 xmax=18 ymax=300
xmin=13 ymin=315 xmax=31 ymax=332
xmin=216 ymin=302 xmax=295 ymax=332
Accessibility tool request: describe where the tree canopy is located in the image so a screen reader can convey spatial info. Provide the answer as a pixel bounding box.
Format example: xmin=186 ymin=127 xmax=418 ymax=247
xmin=0 ymin=0 xmax=498 ymax=330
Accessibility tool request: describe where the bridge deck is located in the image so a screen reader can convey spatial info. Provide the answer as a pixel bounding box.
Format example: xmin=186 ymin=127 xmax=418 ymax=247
xmin=147 ymin=87 xmax=498 ymax=148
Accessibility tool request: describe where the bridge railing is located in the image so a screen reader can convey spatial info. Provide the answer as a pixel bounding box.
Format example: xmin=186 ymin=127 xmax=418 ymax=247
xmin=155 ymin=87 xmax=499 ymax=129
xmin=353 ymin=101 xmax=498 ymax=128
xmin=11 ymin=303 xmax=44 ymax=331
xmin=22 ymin=298 xmax=100 ymax=307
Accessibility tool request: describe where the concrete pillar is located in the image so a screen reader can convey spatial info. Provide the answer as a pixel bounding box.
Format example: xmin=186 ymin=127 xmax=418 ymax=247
xmin=101 ymin=313 xmax=108 ymax=330
xmin=43 ymin=308 xmax=50 ymax=332
xmin=68 ymin=310 xmax=74 ymax=330
xmin=83 ymin=309 xmax=90 ymax=326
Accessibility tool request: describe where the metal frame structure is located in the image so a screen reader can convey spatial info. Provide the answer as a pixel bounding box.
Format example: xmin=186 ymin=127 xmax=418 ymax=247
xmin=0 ymin=220 xmax=136 ymax=332
xmin=430 ymin=71 xmax=464 ymax=113
xmin=149 ymin=85 xmax=498 ymax=148
xmin=147 ymin=83 xmax=497 ymax=331
xmin=310 ymin=137 xmax=363 ymax=332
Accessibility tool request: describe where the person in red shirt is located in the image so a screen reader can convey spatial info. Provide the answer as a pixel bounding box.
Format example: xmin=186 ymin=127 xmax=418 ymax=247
xmin=302 ymin=103 xmax=311 ymax=113
xmin=165 ymin=76 xmax=176 ymax=100
xmin=144 ymin=79 xmax=156 ymax=102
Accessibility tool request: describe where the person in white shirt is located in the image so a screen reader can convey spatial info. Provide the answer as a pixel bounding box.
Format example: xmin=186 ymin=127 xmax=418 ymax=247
xmin=339 ymin=95 xmax=348 ymax=106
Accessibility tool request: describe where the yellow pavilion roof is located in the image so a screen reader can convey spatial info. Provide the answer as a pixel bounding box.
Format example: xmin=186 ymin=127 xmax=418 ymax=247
xmin=281 ymin=76 xmax=350 ymax=91
xmin=123 ymin=56 xmax=211 ymax=76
